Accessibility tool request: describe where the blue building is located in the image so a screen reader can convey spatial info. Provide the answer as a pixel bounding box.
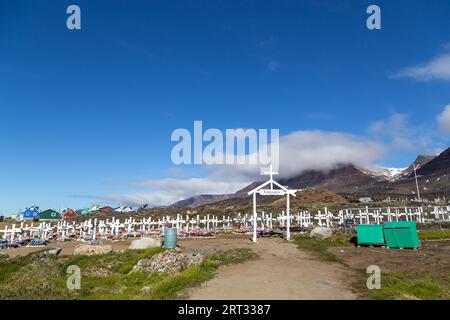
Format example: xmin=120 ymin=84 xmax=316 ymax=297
xmin=16 ymin=206 xmax=40 ymax=221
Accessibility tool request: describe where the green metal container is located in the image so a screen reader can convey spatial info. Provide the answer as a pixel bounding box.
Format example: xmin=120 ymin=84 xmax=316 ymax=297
xmin=383 ymin=221 xmax=421 ymax=249
xmin=163 ymin=227 xmax=178 ymax=248
xmin=357 ymin=224 xmax=385 ymax=245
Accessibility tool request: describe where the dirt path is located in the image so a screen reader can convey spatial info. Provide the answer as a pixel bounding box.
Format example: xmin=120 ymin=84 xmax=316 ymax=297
xmin=186 ymin=238 xmax=357 ymax=300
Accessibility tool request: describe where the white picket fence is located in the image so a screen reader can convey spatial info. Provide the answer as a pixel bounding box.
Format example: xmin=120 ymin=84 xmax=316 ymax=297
xmin=1 ymin=206 xmax=449 ymax=242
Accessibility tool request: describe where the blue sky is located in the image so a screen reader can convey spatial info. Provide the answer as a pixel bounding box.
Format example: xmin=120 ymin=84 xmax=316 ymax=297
xmin=1 ymin=0 xmax=450 ymax=213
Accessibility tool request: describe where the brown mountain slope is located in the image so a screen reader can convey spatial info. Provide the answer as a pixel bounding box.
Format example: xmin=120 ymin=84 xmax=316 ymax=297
xmin=277 ymin=164 xmax=379 ymax=193
xmin=168 ymin=148 xmax=449 ymax=208
xmin=272 ymin=189 xmax=348 ymax=211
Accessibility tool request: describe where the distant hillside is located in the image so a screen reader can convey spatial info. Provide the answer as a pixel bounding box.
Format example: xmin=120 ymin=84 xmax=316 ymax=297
xmin=272 ymin=189 xmax=348 ymax=211
xmin=193 ymin=189 xmax=348 ymax=213
xmin=169 ymin=194 xmax=233 ymax=208
xmin=168 ymin=147 xmax=450 ymax=209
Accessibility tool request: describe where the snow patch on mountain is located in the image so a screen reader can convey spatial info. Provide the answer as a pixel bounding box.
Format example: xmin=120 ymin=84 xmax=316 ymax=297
xmin=358 ymin=166 xmax=408 ymax=182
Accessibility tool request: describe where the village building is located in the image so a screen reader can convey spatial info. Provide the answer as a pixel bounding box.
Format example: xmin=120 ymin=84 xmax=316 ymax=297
xmin=39 ymin=209 xmax=61 ymax=221
xmin=99 ymin=206 xmax=113 ymax=214
xmin=16 ymin=206 xmax=40 ymax=221
xmin=62 ymin=209 xmax=77 ymax=219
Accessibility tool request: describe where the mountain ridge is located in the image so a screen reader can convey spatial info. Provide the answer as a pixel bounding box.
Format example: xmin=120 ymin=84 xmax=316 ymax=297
xmin=169 ymin=148 xmax=450 ymax=208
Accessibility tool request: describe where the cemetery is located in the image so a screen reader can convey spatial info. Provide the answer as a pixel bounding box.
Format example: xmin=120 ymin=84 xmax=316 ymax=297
xmin=1 ymin=200 xmax=449 ymax=252
xmin=1 ymin=201 xmax=449 ymax=251
xmin=1 ymin=167 xmax=449 ymax=300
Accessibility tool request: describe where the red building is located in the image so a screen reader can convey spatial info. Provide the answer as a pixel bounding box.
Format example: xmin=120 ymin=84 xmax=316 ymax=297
xmin=99 ymin=206 xmax=113 ymax=214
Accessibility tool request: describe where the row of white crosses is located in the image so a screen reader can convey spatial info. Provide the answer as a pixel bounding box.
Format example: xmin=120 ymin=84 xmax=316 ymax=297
xmin=430 ymin=206 xmax=450 ymax=221
xmin=2 ymin=205 xmax=449 ymax=242
xmin=350 ymin=206 xmax=426 ymax=224
xmin=0 ymin=222 xmax=54 ymax=241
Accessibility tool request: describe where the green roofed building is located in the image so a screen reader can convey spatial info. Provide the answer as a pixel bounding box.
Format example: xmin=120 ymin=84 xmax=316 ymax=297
xmin=40 ymin=209 xmax=61 ymax=220
xmin=81 ymin=208 xmax=94 ymax=215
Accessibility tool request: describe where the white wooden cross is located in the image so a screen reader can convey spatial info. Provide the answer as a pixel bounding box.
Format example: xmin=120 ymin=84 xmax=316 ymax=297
xmin=248 ymin=165 xmax=297 ymax=243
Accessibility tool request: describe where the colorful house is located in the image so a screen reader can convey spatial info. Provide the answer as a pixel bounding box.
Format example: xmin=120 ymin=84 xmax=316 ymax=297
xmin=90 ymin=205 xmax=101 ymax=212
xmin=62 ymin=209 xmax=77 ymax=219
xmin=81 ymin=207 xmax=95 ymax=214
xmin=99 ymin=206 xmax=113 ymax=214
xmin=40 ymin=209 xmax=61 ymax=220
xmin=16 ymin=206 xmax=40 ymax=221
xmin=113 ymin=206 xmax=134 ymax=213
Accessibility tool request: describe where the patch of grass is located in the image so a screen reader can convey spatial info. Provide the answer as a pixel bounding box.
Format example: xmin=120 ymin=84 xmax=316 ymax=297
xmin=208 ymin=248 xmax=258 ymax=266
xmin=364 ymin=272 xmax=450 ymax=300
xmin=0 ymin=247 xmax=256 ymax=300
xmin=151 ymin=262 xmax=216 ymax=299
xmin=151 ymin=249 xmax=257 ymax=300
xmin=418 ymin=229 xmax=450 ymax=241
xmin=59 ymin=247 xmax=165 ymax=276
xmin=294 ymin=236 xmax=353 ymax=262
xmin=0 ymin=249 xmax=51 ymax=282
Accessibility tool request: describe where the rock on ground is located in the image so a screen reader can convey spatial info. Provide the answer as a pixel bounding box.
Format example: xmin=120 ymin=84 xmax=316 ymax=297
xmin=74 ymin=244 xmax=112 ymax=255
xmin=47 ymin=248 xmax=62 ymax=256
xmin=129 ymin=237 xmax=161 ymax=250
xmin=132 ymin=250 xmax=204 ymax=274
xmin=310 ymin=226 xmax=333 ymax=240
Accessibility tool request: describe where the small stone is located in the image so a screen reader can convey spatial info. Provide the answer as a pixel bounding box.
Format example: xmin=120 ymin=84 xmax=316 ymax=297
xmin=74 ymin=244 xmax=112 ymax=255
xmin=141 ymin=286 xmax=152 ymax=293
xmin=48 ymin=248 xmax=62 ymax=256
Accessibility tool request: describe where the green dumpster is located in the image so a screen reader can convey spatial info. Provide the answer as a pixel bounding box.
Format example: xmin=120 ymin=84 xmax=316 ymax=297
xmin=357 ymin=224 xmax=385 ymax=245
xmin=383 ymin=221 xmax=421 ymax=249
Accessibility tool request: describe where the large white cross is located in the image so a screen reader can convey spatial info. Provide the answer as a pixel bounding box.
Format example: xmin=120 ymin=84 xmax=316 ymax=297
xmin=262 ymin=164 xmax=278 ymax=180
xmin=262 ymin=164 xmax=278 ymax=190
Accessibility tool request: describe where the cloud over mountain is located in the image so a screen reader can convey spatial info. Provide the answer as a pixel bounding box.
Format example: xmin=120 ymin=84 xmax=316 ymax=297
xmin=437 ymin=104 xmax=450 ymax=135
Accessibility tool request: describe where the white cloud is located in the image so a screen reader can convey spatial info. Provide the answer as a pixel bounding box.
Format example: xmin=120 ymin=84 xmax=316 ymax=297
xmin=205 ymin=130 xmax=387 ymax=179
xmin=82 ymin=130 xmax=387 ymax=206
xmin=367 ymin=113 xmax=447 ymax=156
xmin=82 ymin=109 xmax=450 ymax=207
xmin=368 ymin=113 xmax=415 ymax=151
xmin=273 ymin=130 xmax=386 ymax=177
xmin=79 ymin=178 xmax=249 ymax=207
xmin=437 ymin=104 xmax=450 ymax=134
xmin=393 ymin=49 xmax=450 ymax=81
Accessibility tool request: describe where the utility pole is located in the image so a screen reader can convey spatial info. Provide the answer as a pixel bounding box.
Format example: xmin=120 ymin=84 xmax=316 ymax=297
xmin=413 ymin=164 xmax=421 ymax=202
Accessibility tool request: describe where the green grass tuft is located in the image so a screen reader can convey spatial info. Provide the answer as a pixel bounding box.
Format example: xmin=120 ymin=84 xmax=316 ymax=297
xmin=366 ymin=272 xmax=450 ymax=300
xmin=418 ymin=229 xmax=450 ymax=241
xmin=294 ymin=236 xmax=353 ymax=262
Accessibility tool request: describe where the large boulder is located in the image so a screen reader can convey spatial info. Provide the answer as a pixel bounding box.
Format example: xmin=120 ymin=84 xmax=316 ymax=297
xmin=132 ymin=250 xmax=203 ymax=274
xmin=74 ymin=244 xmax=112 ymax=255
xmin=129 ymin=237 xmax=161 ymax=250
xmin=309 ymin=226 xmax=333 ymax=240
